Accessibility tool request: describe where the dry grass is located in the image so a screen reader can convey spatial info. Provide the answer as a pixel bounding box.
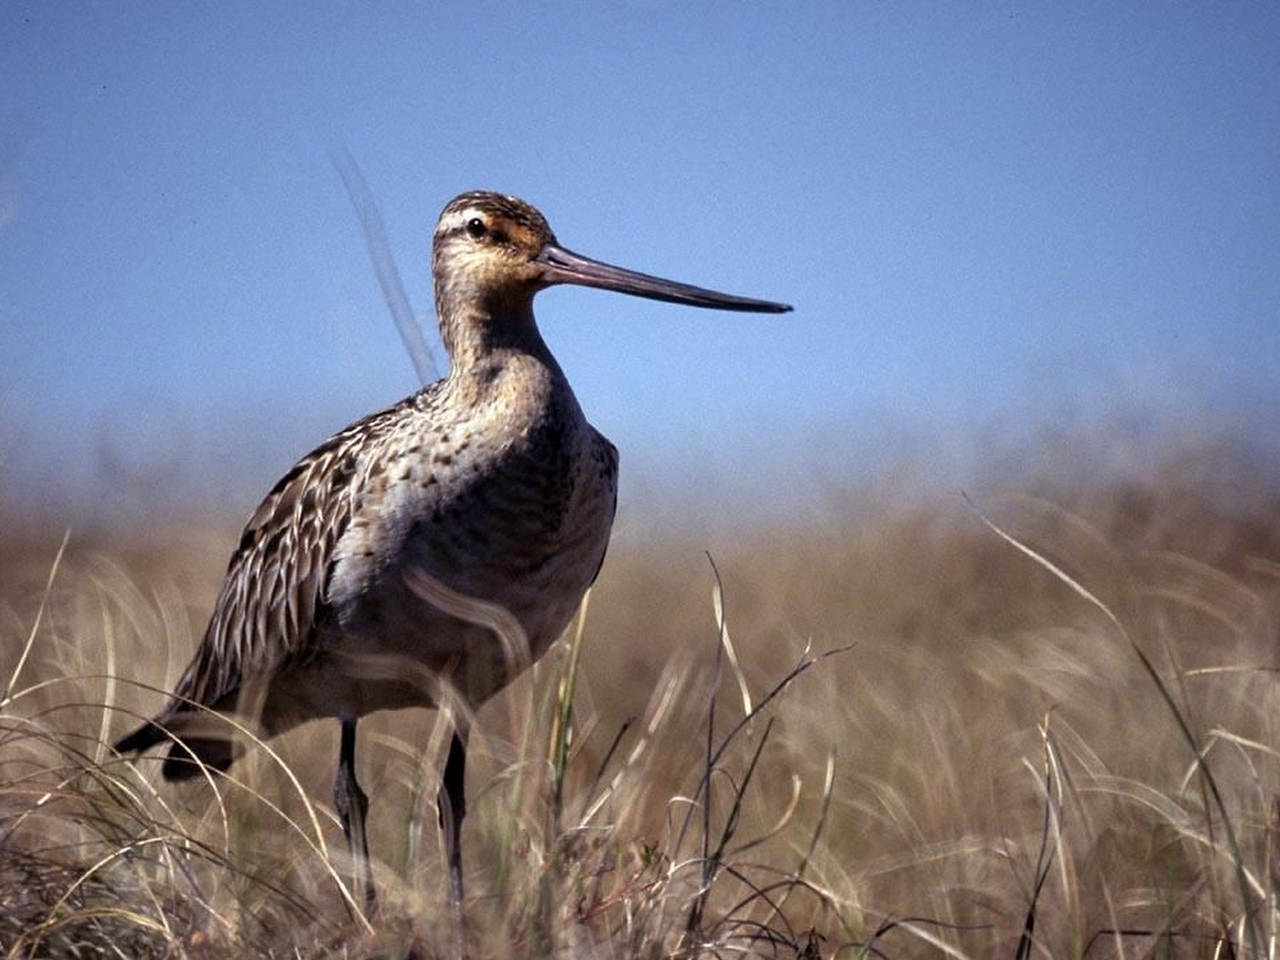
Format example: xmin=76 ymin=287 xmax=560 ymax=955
xmin=2 ymin=438 xmax=1279 ymax=958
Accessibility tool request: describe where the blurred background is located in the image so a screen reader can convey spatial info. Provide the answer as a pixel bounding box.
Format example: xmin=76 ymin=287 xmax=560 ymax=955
xmin=2 ymin=3 xmax=1277 ymax=535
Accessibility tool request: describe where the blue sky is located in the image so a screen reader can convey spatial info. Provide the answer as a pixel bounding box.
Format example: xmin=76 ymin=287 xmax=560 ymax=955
xmin=3 ymin=3 xmax=1278 ymax=526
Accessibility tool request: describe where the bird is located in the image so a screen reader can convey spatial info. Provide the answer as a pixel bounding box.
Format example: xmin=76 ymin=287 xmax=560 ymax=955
xmin=113 ymin=190 xmax=792 ymax=924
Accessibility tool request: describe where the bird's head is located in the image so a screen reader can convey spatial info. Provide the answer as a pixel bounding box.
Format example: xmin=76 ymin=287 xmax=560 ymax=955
xmin=432 ymin=190 xmax=793 ymax=318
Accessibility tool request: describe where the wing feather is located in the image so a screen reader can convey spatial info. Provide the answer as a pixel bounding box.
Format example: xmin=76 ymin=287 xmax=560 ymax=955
xmin=153 ymin=396 xmax=418 ymax=723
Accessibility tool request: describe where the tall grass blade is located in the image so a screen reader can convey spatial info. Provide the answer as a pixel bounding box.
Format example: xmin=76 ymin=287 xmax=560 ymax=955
xmin=331 ymin=145 xmax=439 ymax=386
xmin=975 ymin=501 xmax=1264 ymax=955
xmin=2 ymin=529 xmax=70 ymax=708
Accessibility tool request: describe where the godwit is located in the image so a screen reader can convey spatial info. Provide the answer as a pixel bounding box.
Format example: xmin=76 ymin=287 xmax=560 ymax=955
xmin=113 ymin=190 xmax=791 ymax=919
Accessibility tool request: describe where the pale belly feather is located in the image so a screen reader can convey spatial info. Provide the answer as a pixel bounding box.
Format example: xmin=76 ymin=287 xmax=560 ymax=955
xmin=283 ymin=411 xmax=618 ymax=723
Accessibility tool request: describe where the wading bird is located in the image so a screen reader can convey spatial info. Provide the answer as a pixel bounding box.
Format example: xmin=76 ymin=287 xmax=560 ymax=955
xmin=114 ymin=190 xmax=791 ymax=922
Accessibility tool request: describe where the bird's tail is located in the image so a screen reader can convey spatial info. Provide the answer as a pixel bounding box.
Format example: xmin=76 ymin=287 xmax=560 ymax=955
xmin=113 ymin=718 xmax=239 ymax=781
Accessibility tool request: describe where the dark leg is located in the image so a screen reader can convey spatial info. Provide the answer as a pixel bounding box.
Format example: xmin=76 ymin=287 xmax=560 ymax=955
xmin=438 ymin=726 xmax=468 ymax=947
xmin=335 ymin=717 xmax=376 ymax=915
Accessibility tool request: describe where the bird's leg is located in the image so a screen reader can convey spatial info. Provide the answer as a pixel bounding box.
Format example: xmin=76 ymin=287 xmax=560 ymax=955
xmin=438 ymin=726 xmax=468 ymax=949
xmin=335 ymin=717 xmax=376 ymax=916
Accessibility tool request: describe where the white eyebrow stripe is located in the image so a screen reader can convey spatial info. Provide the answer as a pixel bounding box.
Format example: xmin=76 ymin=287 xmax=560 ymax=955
xmin=435 ymin=208 xmax=487 ymax=236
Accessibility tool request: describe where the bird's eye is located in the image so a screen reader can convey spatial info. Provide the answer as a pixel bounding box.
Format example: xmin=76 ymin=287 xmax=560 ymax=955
xmin=465 ymin=218 xmax=487 ymax=239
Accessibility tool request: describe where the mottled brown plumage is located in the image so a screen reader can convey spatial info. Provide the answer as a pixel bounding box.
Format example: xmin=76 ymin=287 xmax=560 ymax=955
xmin=114 ymin=190 xmax=790 ymax=919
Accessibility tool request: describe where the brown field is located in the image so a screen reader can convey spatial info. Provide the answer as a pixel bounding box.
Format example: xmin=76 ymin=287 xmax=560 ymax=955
xmin=2 ymin=436 xmax=1279 ymax=958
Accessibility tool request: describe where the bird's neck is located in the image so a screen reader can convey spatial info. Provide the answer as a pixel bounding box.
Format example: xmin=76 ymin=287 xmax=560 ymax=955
xmin=439 ymin=297 xmax=568 ymax=406
xmin=440 ymin=296 xmax=557 ymax=369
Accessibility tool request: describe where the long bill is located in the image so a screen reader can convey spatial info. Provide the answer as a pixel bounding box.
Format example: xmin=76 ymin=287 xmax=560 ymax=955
xmin=536 ymin=243 xmax=792 ymax=314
